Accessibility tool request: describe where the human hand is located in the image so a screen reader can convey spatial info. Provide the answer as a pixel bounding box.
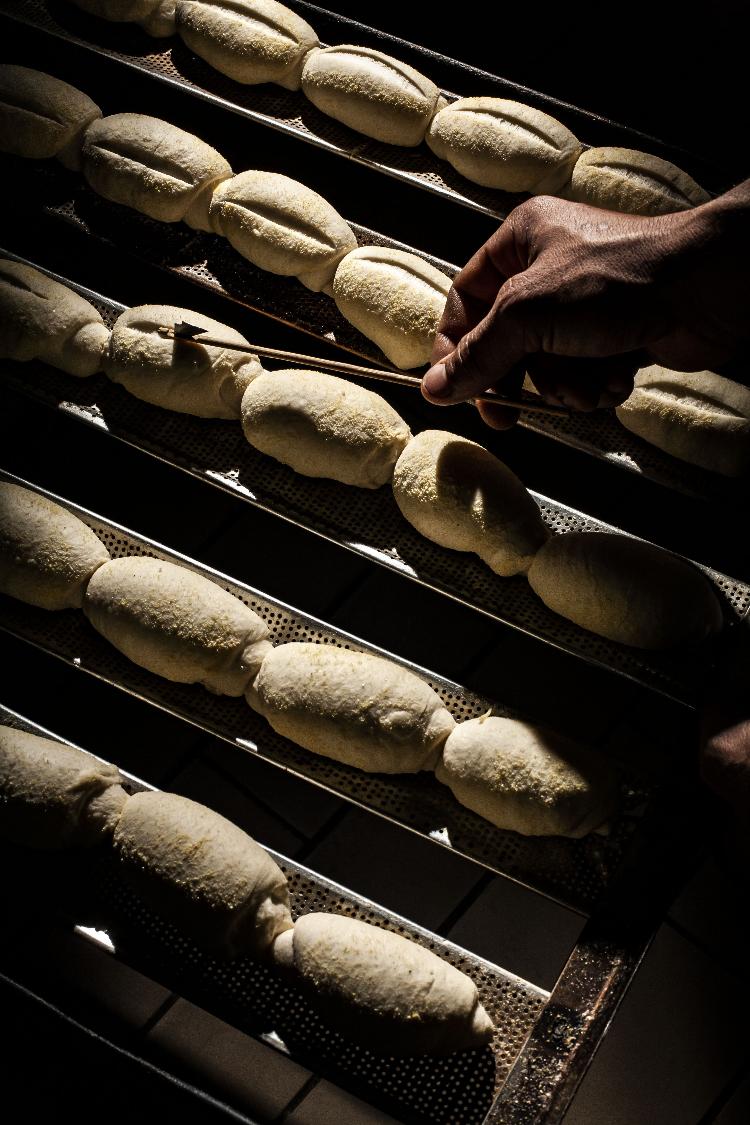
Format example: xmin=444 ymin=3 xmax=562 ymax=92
xmin=422 ymin=188 xmax=749 ymax=429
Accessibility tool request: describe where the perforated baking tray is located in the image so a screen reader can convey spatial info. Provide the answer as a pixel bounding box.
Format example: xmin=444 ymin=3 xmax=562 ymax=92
xmin=0 ymin=468 xmax=653 ymax=914
xmin=0 ymin=702 xmax=548 ymax=1125
xmin=3 ymin=252 xmax=749 ymax=704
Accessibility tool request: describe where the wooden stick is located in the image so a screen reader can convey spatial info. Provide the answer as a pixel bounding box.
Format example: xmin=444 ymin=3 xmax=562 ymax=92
xmin=159 ymin=324 xmax=572 ymax=418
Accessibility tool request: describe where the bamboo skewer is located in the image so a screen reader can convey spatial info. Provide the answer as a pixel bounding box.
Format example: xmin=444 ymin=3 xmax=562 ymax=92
xmin=159 ymin=322 xmax=573 ymax=419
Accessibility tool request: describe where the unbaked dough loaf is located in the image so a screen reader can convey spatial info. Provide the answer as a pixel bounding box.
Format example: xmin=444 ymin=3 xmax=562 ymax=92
xmin=0 ymin=258 xmax=110 ymax=377
xmin=83 ymin=556 xmax=272 ymax=694
xmin=331 ymin=246 xmax=452 ymax=369
xmin=565 ymin=147 xmax=710 ymax=215
xmin=69 ymin=0 xmax=177 ymax=37
xmin=240 ymin=367 xmax=411 ymax=487
xmin=426 ymin=97 xmax=582 ymax=194
xmin=105 ymin=304 xmax=263 ymax=418
xmin=247 ymin=641 xmax=454 ymax=773
xmin=392 ymin=430 xmax=549 ymax=576
xmin=0 ymin=65 xmax=101 ymax=171
xmin=301 ymin=45 xmax=444 ymax=147
xmin=81 ymin=113 xmax=232 ymax=229
xmin=175 ymin=0 xmax=318 ymax=89
xmin=436 ymin=715 xmax=617 ymax=837
xmin=113 ymin=790 xmax=293 ymax=957
xmin=0 ymin=725 xmax=128 ymax=848
xmin=0 ymin=482 xmax=110 ymax=610
xmin=271 ymin=913 xmax=494 ymax=1054
xmin=209 ymin=170 xmax=356 ymax=292
xmin=527 ymin=531 xmax=723 ymax=649
xmin=615 ymin=365 xmax=750 ymax=477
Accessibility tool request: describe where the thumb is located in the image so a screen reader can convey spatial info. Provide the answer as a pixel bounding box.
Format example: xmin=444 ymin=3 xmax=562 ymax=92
xmin=421 ymin=285 xmax=530 ymax=406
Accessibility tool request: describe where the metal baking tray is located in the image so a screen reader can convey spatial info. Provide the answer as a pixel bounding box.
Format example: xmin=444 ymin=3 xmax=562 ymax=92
xmin=0 ymin=467 xmax=653 ymax=915
xmin=0 ymin=702 xmax=548 ymax=1125
xmin=2 ymin=250 xmax=749 ymax=704
xmin=0 ymin=0 xmax=723 ymax=224
xmin=2 ymin=154 xmax=741 ymax=503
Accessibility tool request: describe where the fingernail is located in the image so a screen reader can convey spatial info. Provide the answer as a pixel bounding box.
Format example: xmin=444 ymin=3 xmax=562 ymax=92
xmin=422 ymin=364 xmax=450 ymax=397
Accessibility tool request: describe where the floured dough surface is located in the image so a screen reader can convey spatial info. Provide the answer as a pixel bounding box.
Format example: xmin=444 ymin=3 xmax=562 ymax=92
xmin=105 ymin=304 xmax=263 ymax=418
xmin=0 ymin=64 xmax=102 ymax=169
xmin=113 ymin=790 xmax=293 ymax=957
xmin=427 ymin=97 xmax=582 ymax=193
xmin=209 ymin=169 xmax=356 ymax=291
xmin=436 ymin=715 xmax=617 ymax=837
xmin=247 ymin=641 xmax=455 ymax=773
xmin=0 ymin=482 xmax=110 ymax=610
xmin=392 ymin=430 xmax=549 ymax=576
xmin=332 ymin=245 xmax=451 ymax=369
xmin=272 ymin=912 xmax=494 ymax=1054
xmin=0 ymin=258 xmax=110 ymax=378
xmin=0 ymin=725 xmax=126 ymax=849
xmin=240 ymin=367 xmax=411 ymax=487
xmin=83 ymin=556 xmax=272 ymax=694
xmin=528 ymin=531 xmax=723 ymax=649
xmin=565 ymin=147 xmax=709 ymax=215
xmin=616 ymin=365 xmax=750 ymax=476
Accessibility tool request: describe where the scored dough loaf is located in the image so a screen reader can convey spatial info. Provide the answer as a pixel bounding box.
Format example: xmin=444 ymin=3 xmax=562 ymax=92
xmin=436 ymin=716 xmax=618 ymax=838
xmin=0 ymin=258 xmax=110 ymax=378
xmin=0 ymin=725 xmax=128 ymax=849
xmin=105 ymin=304 xmax=264 ymax=418
xmin=0 ymin=482 xmax=110 ymax=610
xmin=83 ymin=556 xmax=272 ymax=695
xmin=300 ymin=45 xmax=444 ymax=147
xmin=175 ymin=0 xmax=318 ymax=89
xmin=113 ymin=791 xmax=293 ymax=957
xmin=565 ymin=147 xmax=710 ymax=215
xmin=209 ymin=170 xmax=357 ymax=292
xmin=392 ymin=430 xmax=549 ymax=577
xmin=527 ymin=531 xmax=723 ymax=649
xmin=331 ymin=246 xmax=452 ymax=369
xmin=69 ymin=0 xmax=177 ymax=37
xmin=426 ymin=97 xmax=582 ymax=194
xmin=0 ymin=65 xmax=102 ymax=171
xmin=81 ymin=113 xmax=232 ymax=229
xmin=271 ymin=913 xmax=494 ymax=1054
xmin=240 ymin=367 xmax=411 ymax=488
xmin=615 ymin=365 xmax=750 ymax=478
xmin=247 ymin=641 xmax=455 ymax=773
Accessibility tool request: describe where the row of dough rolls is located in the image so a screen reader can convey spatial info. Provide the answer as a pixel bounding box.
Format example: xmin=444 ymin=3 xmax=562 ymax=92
xmin=0 ymin=481 xmax=619 ymax=839
xmin=60 ymin=1 xmax=709 ymax=216
xmin=0 ymin=65 xmax=452 ymax=369
xmin=0 ymin=724 xmax=493 ymax=1052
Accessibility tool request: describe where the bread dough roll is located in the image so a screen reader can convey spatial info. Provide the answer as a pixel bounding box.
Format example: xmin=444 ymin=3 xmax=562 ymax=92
xmin=81 ymin=113 xmax=232 ymax=229
xmin=247 ymin=642 xmax=454 ymax=773
xmin=426 ymin=97 xmax=582 ymax=194
xmin=0 ymin=726 xmax=128 ymax=848
xmin=113 ymin=791 xmax=293 ymax=957
xmin=392 ymin=430 xmax=549 ymax=577
xmin=209 ymin=170 xmax=356 ymax=292
xmin=300 ymin=45 xmax=444 ymax=147
xmin=240 ymin=367 xmax=411 ymax=487
xmin=69 ymin=0 xmax=177 ymax=37
xmin=0 ymin=482 xmax=110 ymax=610
xmin=527 ymin=531 xmax=723 ymax=649
xmin=615 ymin=365 xmax=750 ymax=477
xmin=0 ymin=65 xmax=101 ymax=171
xmin=565 ymin=147 xmax=710 ymax=215
xmin=436 ymin=716 xmax=617 ymax=837
xmin=0 ymin=258 xmax=110 ymax=378
xmin=83 ymin=556 xmax=272 ymax=694
xmin=105 ymin=304 xmax=263 ymax=418
xmin=331 ymin=246 xmax=451 ymax=369
xmin=271 ymin=913 xmax=494 ymax=1054
xmin=175 ymin=0 xmax=318 ymax=89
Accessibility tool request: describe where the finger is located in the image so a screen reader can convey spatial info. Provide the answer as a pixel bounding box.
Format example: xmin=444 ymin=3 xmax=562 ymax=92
xmin=526 ymin=354 xmax=639 ymax=410
xmin=475 ymin=362 xmax=525 ymax=430
xmin=422 ymin=299 xmax=529 ymax=404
